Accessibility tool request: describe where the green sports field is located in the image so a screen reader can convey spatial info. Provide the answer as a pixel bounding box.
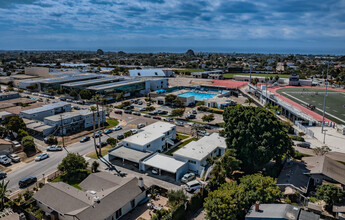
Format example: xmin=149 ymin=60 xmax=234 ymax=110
xmin=276 ymin=88 xmax=345 ymax=124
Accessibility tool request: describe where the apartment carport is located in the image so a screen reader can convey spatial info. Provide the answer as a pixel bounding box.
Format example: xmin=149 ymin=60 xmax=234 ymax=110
xmin=108 ymin=146 xmax=152 ymax=168
xmin=142 ymin=153 xmax=188 ymax=181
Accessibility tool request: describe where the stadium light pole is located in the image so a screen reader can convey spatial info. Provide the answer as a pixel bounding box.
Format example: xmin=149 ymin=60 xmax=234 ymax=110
xmin=249 ymin=59 xmax=252 ymax=93
xmin=321 ymin=62 xmax=329 ymax=134
xmin=265 ymin=67 xmax=268 ymax=104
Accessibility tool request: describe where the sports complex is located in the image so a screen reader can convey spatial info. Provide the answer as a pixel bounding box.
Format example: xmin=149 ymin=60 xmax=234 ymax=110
xmin=271 ymin=86 xmax=345 ymax=125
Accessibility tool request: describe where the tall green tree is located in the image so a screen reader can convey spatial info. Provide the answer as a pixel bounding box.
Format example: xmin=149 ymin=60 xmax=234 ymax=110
xmin=3 ymin=115 xmax=26 ymax=134
xmin=79 ymin=89 xmax=92 ymax=100
xmin=171 ymin=108 xmax=185 ymax=117
xmin=21 ymin=136 xmax=36 ymax=155
xmin=316 ymin=184 xmax=344 ymax=212
xmin=17 ymin=129 xmax=29 ymax=142
xmin=223 ymin=106 xmax=292 ymax=173
xmin=204 ymin=174 xmax=282 ymax=220
xmin=58 ymin=153 xmax=88 ymax=176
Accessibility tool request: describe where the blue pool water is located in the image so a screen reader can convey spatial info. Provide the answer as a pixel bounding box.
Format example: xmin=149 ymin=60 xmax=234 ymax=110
xmin=177 ymin=92 xmax=217 ymax=101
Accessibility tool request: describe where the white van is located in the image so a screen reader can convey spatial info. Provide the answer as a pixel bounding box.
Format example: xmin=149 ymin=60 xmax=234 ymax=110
xmin=185 ymin=180 xmax=203 ymax=193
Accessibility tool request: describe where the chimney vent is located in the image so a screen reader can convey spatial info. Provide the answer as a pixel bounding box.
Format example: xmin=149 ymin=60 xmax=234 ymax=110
xmin=255 ymin=201 xmax=260 ymax=212
xmin=138 ymin=177 xmax=144 ymax=188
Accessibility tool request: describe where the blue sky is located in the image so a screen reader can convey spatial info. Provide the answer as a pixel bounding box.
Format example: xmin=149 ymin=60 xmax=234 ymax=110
xmin=0 ymin=0 xmax=344 ymax=53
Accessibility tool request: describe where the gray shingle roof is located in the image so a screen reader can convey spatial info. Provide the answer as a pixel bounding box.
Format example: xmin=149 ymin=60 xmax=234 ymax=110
xmin=303 ymin=155 xmax=345 ymax=185
xmin=33 ymin=172 xmax=145 ymax=220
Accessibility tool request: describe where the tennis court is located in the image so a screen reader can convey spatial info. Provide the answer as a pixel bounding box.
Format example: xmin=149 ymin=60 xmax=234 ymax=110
xmin=276 ymin=87 xmax=345 ymax=124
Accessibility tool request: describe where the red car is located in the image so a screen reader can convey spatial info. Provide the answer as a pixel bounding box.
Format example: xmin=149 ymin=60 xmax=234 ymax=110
xmin=152 ymin=116 xmax=161 ymax=120
xmin=114 ymin=110 xmax=123 ymax=114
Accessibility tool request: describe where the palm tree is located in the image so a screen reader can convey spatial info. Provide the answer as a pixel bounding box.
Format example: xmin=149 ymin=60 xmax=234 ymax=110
xmin=244 ymin=97 xmax=254 ymax=106
xmin=91 ymin=95 xmax=104 ymax=156
xmin=90 ymin=106 xmax=98 ymax=156
xmin=0 ymin=180 xmax=9 ymax=211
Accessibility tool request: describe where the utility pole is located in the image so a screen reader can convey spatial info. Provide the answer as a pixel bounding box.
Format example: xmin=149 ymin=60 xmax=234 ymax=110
xmin=321 ymin=62 xmax=329 ymax=133
xmin=60 ymin=115 xmax=69 ymax=153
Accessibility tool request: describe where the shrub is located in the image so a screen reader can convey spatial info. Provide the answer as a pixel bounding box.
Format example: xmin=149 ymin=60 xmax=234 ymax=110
xmin=298 ymin=132 xmax=305 ymax=136
xmin=289 ymin=135 xmax=305 ymax=142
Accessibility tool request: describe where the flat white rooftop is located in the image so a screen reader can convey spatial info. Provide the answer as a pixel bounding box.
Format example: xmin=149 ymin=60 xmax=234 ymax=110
xmin=109 ymin=146 xmax=152 ymax=163
xmin=123 ymin=122 xmax=175 ymax=146
xmin=173 ymin=133 xmax=226 ymax=161
xmin=143 ymin=153 xmax=186 ymax=173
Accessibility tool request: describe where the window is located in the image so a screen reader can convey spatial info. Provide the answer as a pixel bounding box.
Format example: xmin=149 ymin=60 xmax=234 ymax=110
xmin=155 ymin=72 xmax=158 ymax=75
xmin=115 ymin=208 xmax=122 ymax=219
xmin=188 ymin=160 xmax=196 ymax=164
xmin=130 ymin=199 xmax=135 ymax=209
xmin=162 ymin=137 xmax=165 ymax=141
xmin=147 ymin=144 xmax=151 ymax=148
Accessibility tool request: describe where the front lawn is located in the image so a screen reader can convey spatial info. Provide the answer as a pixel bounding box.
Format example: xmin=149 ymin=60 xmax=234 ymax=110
xmin=165 ymin=138 xmax=197 ymax=156
xmin=106 ymin=118 xmax=119 ymax=128
xmin=177 ymin=133 xmax=189 ymax=140
xmin=86 ymin=145 xmax=112 ymax=159
xmin=51 ymin=170 xmax=91 ymax=190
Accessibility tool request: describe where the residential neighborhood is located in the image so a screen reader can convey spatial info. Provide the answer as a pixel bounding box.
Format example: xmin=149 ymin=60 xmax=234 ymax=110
xmin=0 ymin=0 xmax=344 ymax=219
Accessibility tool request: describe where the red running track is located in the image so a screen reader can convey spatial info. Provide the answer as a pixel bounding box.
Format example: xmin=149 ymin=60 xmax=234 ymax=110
xmin=267 ymin=86 xmax=345 ymax=123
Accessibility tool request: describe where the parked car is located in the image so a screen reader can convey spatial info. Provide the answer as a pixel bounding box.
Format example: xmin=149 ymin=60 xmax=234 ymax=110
xmin=124 ymin=105 xmax=134 ymax=110
xmin=157 ymin=110 xmax=168 ymax=115
xmin=112 ymin=126 xmax=122 ymax=131
xmin=175 ymin=121 xmax=184 ymax=126
xmin=114 ymin=110 xmax=123 ymax=115
xmin=18 ymin=176 xmax=37 ymax=188
xmin=66 ymin=99 xmax=73 ymax=102
xmin=297 ymin=142 xmax=311 ymax=148
xmin=163 ymin=118 xmax=174 ymax=122
xmin=117 ymin=134 xmax=125 ymax=140
xmin=96 ymin=142 xmax=107 ymax=148
xmin=146 ymin=103 xmax=152 ymax=106
xmin=35 ymin=153 xmax=49 ymax=161
xmin=143 ymin=114 xmax=151 ymax=118
xmin=133 ymin=112 xmax=141 ymax=116
xmin=59 ymin=97 xmax=66 ymax=101
xmin=47 ymin=145 xmax=63 ymax=151
xmin=80 ymin=136 xmax=90 ymax=142
xmin=93 ymin=131 xmax=102 ymax=138
xmin=139 ymin=108 xmax=147 ymax=111
xmin=137 ymin=124 xmax=145 ymax=129
xmin=198 ymin=131 xmax=210 ymax=136
xmin=186 ymin=114 xmax=196 ymax=119
xmin=8 ymin=154 xmax=20 ymax=162
xmin=104 ymin=129 xmax=113 ymax=134
xmin=185 ymin=180 xmax=203 ymax=193
xmin=192 ymin=110 xmax=197 ymax=114
xmin=152 ymin=116 xmax=161 ymax=120
xmin=203 ymin=124 xmax=211 ymax=129
xmin=138 ymin=101 xmax=143 ymax=105
xmin=151 ymin=168 xmax=159 ymax=175
xmin=0 ymin=155 xmax=11 ymax=165
xmin=73 ymin=106 xmax=80 ymax=110
xmin=130 ymin=129 xmax=138 ymax=134
xmin=124 ymin=110 xmax=132 ymax=114
xmin=181 ymin=173 xmax=196 ymax=183
xmin=0 ymin=172 xmax=6 ymax=179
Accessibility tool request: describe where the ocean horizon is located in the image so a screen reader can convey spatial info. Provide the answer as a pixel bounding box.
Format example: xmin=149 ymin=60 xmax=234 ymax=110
xmin=1 ymin=46 xmax=344 ymax=55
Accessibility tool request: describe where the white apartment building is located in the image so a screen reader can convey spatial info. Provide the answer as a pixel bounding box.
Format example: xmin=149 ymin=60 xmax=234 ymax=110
xmin=122 ymin=122 xmax=176 ymax=152
xmin=173 ymin=133 xmax=227 ymax=175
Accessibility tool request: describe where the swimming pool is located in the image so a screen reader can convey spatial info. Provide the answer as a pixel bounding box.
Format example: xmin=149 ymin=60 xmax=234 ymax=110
xmin=177 ymin=92 xmax=217 ymax=101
